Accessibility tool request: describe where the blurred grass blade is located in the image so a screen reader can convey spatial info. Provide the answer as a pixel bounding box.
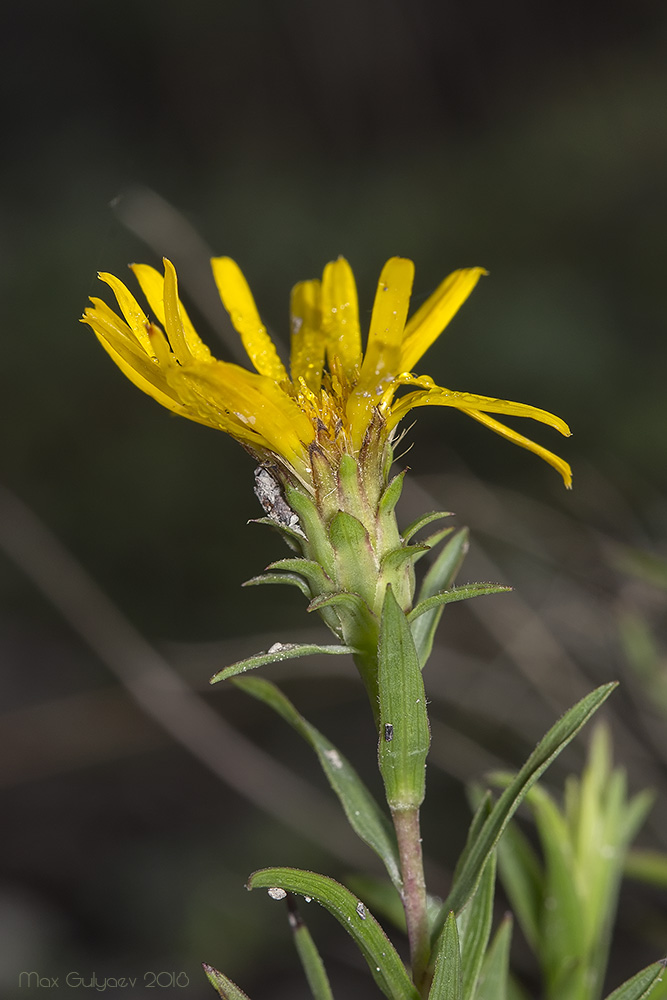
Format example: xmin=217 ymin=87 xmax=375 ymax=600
xmin=429 ymin=911 xmax=462 ymax=1000
xmin=474 ymin=916 xmax=513 ymax=1000
xmin=603 ymin=961 xmax=667 ymax=1000
xmin=624 ymin=849 xmax=667 ymax=889
xmin=248 ymin=868 xmax=420 ymax=1000
xmin=432 ymin=683 xmax=617 ymax=940
xmin=378 ymin=586 xmax=430 ymax=810
xmin=202 ymin=964 xmax=252 ymax=999
xmin=411 ymin=528 xmax=469 ymax=666
xmin=457 ymin=853 xmax=496 ymax=1000
xmin=210 ymin=642 xmax=355 ymax=684
xmin=233 ymin=675 xmax=402 ymax=889
xmin=287 ymin=896 xmax=335 ymax=1000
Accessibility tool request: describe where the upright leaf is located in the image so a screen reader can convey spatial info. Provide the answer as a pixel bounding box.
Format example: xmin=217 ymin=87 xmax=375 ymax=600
xmin=474 ymin=916 xmax=513 ymax=1000
xmin=457 ymin=853 xmax=496 ymax=1000
xmin=412 ymin=528 xmax=469 ymax=666
xmin=432 ymin=683 xmax=617 ymax=941
xmin=378 ymin=586 xmax=430 ymax=810
xmin=429 ymin=911 xmax=462 ymax=1000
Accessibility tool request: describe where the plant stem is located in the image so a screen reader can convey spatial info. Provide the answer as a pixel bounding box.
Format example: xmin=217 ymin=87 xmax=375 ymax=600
xmin=392 ymin=806 xmax=430 ymax=993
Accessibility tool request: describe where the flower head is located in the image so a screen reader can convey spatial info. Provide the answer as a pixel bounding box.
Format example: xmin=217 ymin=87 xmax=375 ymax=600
xmin=82 ymin=255 xmax=571 ymax=489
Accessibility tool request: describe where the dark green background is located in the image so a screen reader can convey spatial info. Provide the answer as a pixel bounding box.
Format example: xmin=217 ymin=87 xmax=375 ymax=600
xmin=1 ymin=2 xmax=666 ymax=997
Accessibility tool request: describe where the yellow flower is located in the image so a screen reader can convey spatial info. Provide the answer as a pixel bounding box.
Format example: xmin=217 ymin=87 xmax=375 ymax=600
xmin=82 ymin=256 xmax=572 ymax=489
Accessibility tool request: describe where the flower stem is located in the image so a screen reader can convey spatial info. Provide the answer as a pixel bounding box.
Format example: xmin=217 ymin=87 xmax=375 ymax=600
xmin=392 ymin=805 xmax=430 ymax=993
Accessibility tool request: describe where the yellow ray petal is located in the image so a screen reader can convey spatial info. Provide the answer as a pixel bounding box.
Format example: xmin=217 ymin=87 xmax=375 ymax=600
xmin=162 ymin=258 xmax=194 ymax=365
xmin=176 ymin=363 xmax=313 ymax=472
xmin=98 ymin=272 xmax=153 ymax=356
xmin=388 ymin=381 xmax=572 ymax=437
xmin=361 ymin=257 xmax=415 ymax=388
xmin=211 ymin=256 xmax=288 ymax=381
xmin=400 ymin=267 xmax=487 ymax=372
xmin=290 ymin=279 xmax=324 ymax=392
xmin=83 ymin=317 xmax=186 ymax=414
xmin=85 ymin=298 xmax=141 ymax=349
xmin=321 ymin=257 xmax=362 ymax=379
xmin=130 ymin=262 xmax=212 ymax=363
xmin=464 ymin=410 xmax=573 ymax=488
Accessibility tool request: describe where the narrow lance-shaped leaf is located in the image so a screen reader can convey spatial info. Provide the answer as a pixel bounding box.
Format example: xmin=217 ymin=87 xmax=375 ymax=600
xmin=243 ymin=571 xmax=312 ymax=598
xmin=248 ymin=868 xmax=420 ymax=1000
xmin=408 ymin=583 xmax=511 ymax=625
xmin=602 ymin=961 xmax=667 ymax=1000
xmin=210 ymin=642 xmax=355 ymax=685
xmin=457 ymin=852 xmax=496 ymax=1000
xmin=378 ymin=585 xmax=430 ymax=810
xmin=453 ymin=791 xmax=493 ymax=883
xmin=431 ymin=683 xmax=617 ymax=941
xmin=402 ymin=510 xmax=453 ymax=543
xmin=412 ymin=528 xmax=469 ymax=667
xmin=286 ymin=896 xmax=335 ymax=1000
xmin=474 ymin=916 xmax=513 ymax=1000
xmin=495 ymin=817 xmax=544 ymax=953
xmin=202 ymin=964 xmax=253 ymax=1000
xmin=233 ymin=675 xmax=402 ymax=890
xmin=429 ymin=911 xmax=462 ymax=1000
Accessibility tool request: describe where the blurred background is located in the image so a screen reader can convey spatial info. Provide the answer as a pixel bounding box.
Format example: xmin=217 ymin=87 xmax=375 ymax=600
xmin=1 ymin=0 xmax=666 ymax=996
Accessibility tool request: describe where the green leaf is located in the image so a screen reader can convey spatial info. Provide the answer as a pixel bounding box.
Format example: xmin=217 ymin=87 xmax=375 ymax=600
xmin=453 ymin=792 xmax=493 ymax=884
xmin=402 ymin=511 xmax=453 ymax=543
xmin=248 ymin=868 xmax=420 ymax=1000
xmin=249 ymin=515 xmax=304 ymax=552
xmin=233 ymin=675 xmax=402 ymax=889
xmin=378 ymin=586 xmax=431 ymax=810
xmin=266 ymin=558 xmax=331 ymax=596
xmin=527 ymin=784 xmax=586 ymax=982
xmin=307 ymin=590 xmax=376 ymax=628
xmin=285 ymin=486 xmax=336 ymax=578
xmin=345 ymin=875 xmax=443 ymax=935
xmin=474 ymin=916 xmax=513 ymax=1000
xmin=210 ymin=642 xmax=355 ymax=684
xmin=496 ymin=819 xmax=544 ymax=953
xmin=432 ymin=683 xmax=617 ymax=940
xmin=381 ymin=543 xmax=433 ymax=577
xmin=421 ymin=526 xmax=455 ymax=550
xmin=345 ymin=874 xmax=407 ymax=932
xmin=202 ymin=964 xmax=252 ymax=1000
xmin=408 ymin=584 xmax=511 ymax=624
xmin=412 ymin=528 xmax=469 ymax=667
xmin=243 ymin=571 xmax=312 ymax=598
xmin=624 ymin=849 xmax=667 ymax=889
xmin=429 ymin=911 xmax=462 ymax=1000
xmin=378 ymin=469 xmax=407 ymax=518
xmin=286 ymin=897 xmax=335 ymax=1000
xmin=329 ymin=511 xmax=376 ymax=592
xmin=457 ymin=853 xmax=496 ymax=1000
xmin=603 ymin=961 xmax=667 ymax=1000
